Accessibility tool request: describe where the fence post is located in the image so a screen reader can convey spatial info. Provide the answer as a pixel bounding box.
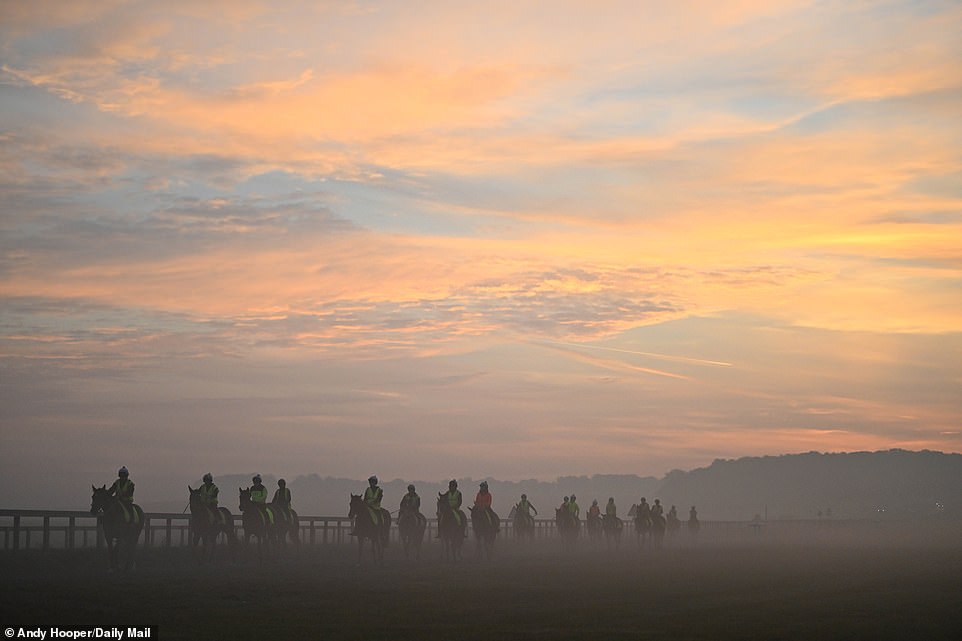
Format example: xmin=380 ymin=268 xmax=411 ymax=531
xmin=13 ymin=515 xmax=21 ymax=551
xmin=310 ymin=519 xmax=316 ymax=545
xmin=165 ymin=518 xmax=172 ymax=548
xmin=68 ymin=516 xmax=76 ymax=550
xmin=42 ymin=515 xmax=50 ymax=551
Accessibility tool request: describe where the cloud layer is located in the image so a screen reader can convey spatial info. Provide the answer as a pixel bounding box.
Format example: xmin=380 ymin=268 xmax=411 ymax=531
xmin=2 ymin=1 xmax=961 ymax=505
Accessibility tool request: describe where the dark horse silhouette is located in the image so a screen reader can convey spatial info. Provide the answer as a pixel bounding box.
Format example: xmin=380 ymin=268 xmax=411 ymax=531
xmin=398 ymin=509 xmax=426 ymax=560
xmin=632 ymin=504 xmax=652 ymax=549
xmin=650 ymin=511 xmax=666 ymax=549
xmin=586 ymin=511 xmax=603 ymax=543
xmin=269 ymin=496 xmax=301 ymax=553
xmin=90 ymin=485 xmax=144 ymax=572
xmin=436 ymin=493 xmax=466 ymax=562
xmin=348 ymin=493 xmax=390 ymax=566
xmin=469 ymin=505 xmax=499 ymax=561
xmin=555 ymin=508 xmax=579 ymax=552
xmin=602 ymin=514 xmax=624 ymax=551
xmin=238 ymin=487 xmax=276 ymax=563
xmin=187 ymin=486 xmax=237 ymax=564
xmin=513 ymin=507 xmax=536 ymax=542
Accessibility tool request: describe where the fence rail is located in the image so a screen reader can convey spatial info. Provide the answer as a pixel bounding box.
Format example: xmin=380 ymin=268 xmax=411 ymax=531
xmin=2 ymin=509 xmax=941 ymax=552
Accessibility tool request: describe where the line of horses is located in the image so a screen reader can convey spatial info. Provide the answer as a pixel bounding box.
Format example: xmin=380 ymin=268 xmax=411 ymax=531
xmin=89 ymin=485 xmax=701 ymax=571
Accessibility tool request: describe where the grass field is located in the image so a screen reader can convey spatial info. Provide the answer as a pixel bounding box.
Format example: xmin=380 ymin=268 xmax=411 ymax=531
xmin=2 ymin=534 xmax=961 ymax=640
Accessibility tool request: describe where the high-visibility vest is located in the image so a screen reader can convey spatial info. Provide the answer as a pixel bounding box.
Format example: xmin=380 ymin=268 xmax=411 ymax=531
xmin=568 ymin=502 xmax=580 ymax=517
xmin=364 ymin=486 xmax=382 ymax=509
xmin=112 ymin=479 xmax=134 ymax=503
xmin=518 ymin=499 xmax=532 ymax=515
xmin=200 ymin=483 xmax=219 ymax=505
xmin=401 ymin=492 xmax=420 ymax=511
xmin=446 ymin=490 xmax=462 ymax=510
xmin=251 ymin=485 xmax=268 ymax=503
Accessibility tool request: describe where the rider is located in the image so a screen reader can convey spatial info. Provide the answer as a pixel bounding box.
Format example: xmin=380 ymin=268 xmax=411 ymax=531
xmin=689 ymin=506 xmax=698 ymax=521
xmin=400 ymin=484 xmax=421 ymax=515
xmin=588 ymin=499 xmax=601 ymax=520
xmin=474 ymin=481 xmax=499 ymax=532
xmin=250 ymin=474 xmax=273 ymax=524
xmin=560 ymin=496 xmax=570 ymax=512
xmin=651 ymin=498 xmax=664 ymax=519
xmin=517 ymin=493 xmax=537 ymax=518
xmin=605 ymin=497 xmax=617 ymax=518
xmin=272 ymin=478 xmax=292 ymax=522
xmin=637 ymin=497 xmax=651 ymax=522
xmin=668 ymin=504 xmax=679 ymax=523
xmin=107 ymin=466 xmax=135 ymax=523
xmin=439 ymin=479 xmax=466 ymax=538
xmin=568 ymin=494 xmax=580 ymax=520
xmin=199 ymin=472 xmax=220 ymax=524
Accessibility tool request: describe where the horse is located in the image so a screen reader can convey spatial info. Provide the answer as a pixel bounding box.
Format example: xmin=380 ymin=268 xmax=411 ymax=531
xmin=187 ymin=486 xmax=237 ymax=564
xmin=269 ymin=498 xmax=301 ymax=554
xmin=398 ymin=509 xmax=426 ymax=560
xmin=90 ymin=485 xmax=144 ymax=572
xmin=667 ymin=510 xmax=682 ymax=537
xmin=348 ymin=493 xmax=390 ymax=566
xmin=555 ymin=508 xmax=579 ymax=552
xmin=239 ymin=487 xmax=276 ymax=562
xmin=469 ymin=505 xmax=499 ymax=561
xmin=586 ymin=511 xmax=603 ymax=543
xmin=688 ymin=508 xmax=700 ymax=537
xmin=632 ymin=504 xmax=652 ymax=549
xmin=436 ymin=493 xmax=466 ymax=562
xmin=602 ymin=514 xmax=623 ymax=552
xmin=513 ymin=508 xmax=536 ymax=542
xmin=650 ymin=512 xmax=666 ymax=549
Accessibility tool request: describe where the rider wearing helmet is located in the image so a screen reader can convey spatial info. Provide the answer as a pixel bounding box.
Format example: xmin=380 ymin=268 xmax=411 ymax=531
xmin=400 ymin=484 xmax=421 ymax=514
xmin=199 ymin=472 xmax=220 ymax=524
xmin=107 ymin=466 xmax=135 ymax=523
xmin=517 ymin=493 xmax=537 ymax=517
xmin=364 ymin=475 xmax=383 ymax=524
xmin=588 ymin=499 xmax=601 ymax=519
xmin=439 ymin=479 xmax=466 ymax=537
xmin=606 ymin=497 xmax=617 ymax=518
xmin=474 ymin=481 xmax=499 ymax=532
xmin=250 ymin=475 xmax=268 ymax=504
xmin=568 ymin=494 xmax=580 ymax=520
xmin=199 ymin=472 xmax=219 ymax=508
xmin=651 ymin=498 xmax=664 ymax=518
xmin=272 ymin=478 xmax=293 ymax=522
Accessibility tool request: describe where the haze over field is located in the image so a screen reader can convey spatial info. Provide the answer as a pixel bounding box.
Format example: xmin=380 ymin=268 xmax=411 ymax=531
xmin=2 ymin=2 xmax=961 ymax=500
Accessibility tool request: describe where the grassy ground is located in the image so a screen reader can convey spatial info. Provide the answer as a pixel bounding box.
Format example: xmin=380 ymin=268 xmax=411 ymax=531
xmin=2 ymin=537 xmax=961 ymax=640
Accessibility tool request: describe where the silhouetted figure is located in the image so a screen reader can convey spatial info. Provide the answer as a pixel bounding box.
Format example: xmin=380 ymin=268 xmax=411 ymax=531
xmin=474 ymin=481 xmax=499 ymax=532
xmin=107 ymin=466 xmax=135 ymax=523
xmin=272 ymin=478 xmax=292 ymax=522
xmin=688 ymin=505 xmax=700 ymax=534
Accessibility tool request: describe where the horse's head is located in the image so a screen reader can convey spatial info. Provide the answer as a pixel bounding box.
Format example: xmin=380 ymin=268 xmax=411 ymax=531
xmin=90 ymin=484 xmax=109 ymax=515
xmin=188 ymin=485 xmax=203 ymax=511
xmin=238 ymin=486 xmax=252 ymax=512
xmin=348 ymin=493 xmax=363 ymax=518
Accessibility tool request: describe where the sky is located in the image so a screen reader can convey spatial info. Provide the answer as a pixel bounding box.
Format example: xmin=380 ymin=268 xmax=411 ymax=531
xmin=1 ymin=1 xmax=961 ymax=507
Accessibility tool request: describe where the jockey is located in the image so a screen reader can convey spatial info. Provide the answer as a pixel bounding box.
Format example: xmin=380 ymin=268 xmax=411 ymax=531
xmin=605 ymin=497 xmax=617 ymax=518
xmin=439 ymin=479 xmax=466 ymax=537
xmin=364 ymin=475 xmax=383 ymax=522
xmin=560 ymin=496 xmax=569 ymax=511
xmin=272 ymin=478 xmax=292 ymax=522
xmin=651 ymin=498 xmax=664 ymax=518
xmin=517 ymin=493 xmax=537 ymax=517
xmin=588 ymin=499 xmax=601 ymax=519
xmin=250 ymin=475 xmax=268 ymax=504
xmin=689 ymin=506 xmax=698 ymax=521
xmin=668 ymin=504 xmax=679 ymax=524
xmin=199 ymin=472 xmax=220 ymax=524
xmin=400 ymin=484 xmax=421 ymax=514
xmin=107 ymin=466 xmax=135 ymax=523
xmin=637 ymin=497 xmax=651 ymax=520
xmin=568 ymin=494 xmax=580 ymax=520
xmin=250 ymin=474 xmax=273 ymax=524
xmin=474 ymin=481 xmax=499 ymax=531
